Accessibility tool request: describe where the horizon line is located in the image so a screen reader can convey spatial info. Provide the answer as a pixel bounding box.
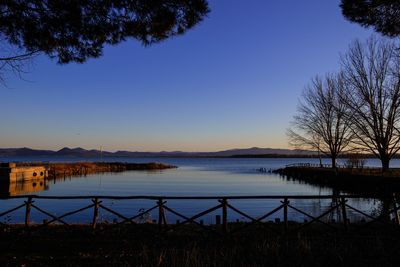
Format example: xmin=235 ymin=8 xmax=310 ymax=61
xmin=0 ymin=146 xmax=301 ymax=153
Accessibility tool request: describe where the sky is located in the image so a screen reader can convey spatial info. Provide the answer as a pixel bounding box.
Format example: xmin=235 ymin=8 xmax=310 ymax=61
xmin=0 ymin=0 xmax=374 ymax=152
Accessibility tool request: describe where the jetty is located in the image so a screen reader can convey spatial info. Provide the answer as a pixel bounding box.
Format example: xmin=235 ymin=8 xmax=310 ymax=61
xmin=45 ymin=162 xmax=176 ymax=179
xmin=0 ymin=162 xmax=176 ymax=196
xmin=0 ymin=162 xmax=176 ymax=181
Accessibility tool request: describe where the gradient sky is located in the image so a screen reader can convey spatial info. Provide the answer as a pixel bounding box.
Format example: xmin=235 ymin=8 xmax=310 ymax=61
xmin=0 ymin=0 xmax=373 ymax=152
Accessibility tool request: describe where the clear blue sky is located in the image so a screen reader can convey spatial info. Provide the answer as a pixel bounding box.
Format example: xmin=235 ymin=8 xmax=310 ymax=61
xmin=0 ymin=0 xmax=373 ymax=152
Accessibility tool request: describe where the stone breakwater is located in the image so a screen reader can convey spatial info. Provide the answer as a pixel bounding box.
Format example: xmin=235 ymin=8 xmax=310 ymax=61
xmin=16 ymin=162 xmax=177 ymax=179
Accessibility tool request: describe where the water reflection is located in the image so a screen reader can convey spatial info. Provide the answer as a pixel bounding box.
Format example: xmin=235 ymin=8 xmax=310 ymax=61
xmin=0 ymin=178 xmax=49 ymax=197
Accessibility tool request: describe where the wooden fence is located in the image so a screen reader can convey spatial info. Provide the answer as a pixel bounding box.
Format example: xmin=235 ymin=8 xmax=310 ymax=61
xmin=0 ymin=195 xmax=399 ymax=234
xmin=284 ymin=162 xmax=393 ymax=170
xmin=285 ymin=163 xmax=346 ymax=168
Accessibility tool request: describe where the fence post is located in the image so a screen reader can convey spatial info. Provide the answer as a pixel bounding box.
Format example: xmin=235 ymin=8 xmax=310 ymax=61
xmin=341 ymin=197 xmax=348 ymax=230
xmin=215 ymin=215 xmax=221 ymax=225
xmin=221 ymin=198 xmax=228 ymax=233
xmin=92 ymin=198 xmax=100 ymax=230
xmin=157 ymin=198 xmax=165 ymax=231
xmin=283 ymin=197 xmax=289 ymax=233
xmin=25 ymin=196 xmax=33 ymax=228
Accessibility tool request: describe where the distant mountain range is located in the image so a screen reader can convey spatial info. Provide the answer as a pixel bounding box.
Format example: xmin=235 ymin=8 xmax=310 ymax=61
xmin=0 ymin=147 xmax=316 ymax=158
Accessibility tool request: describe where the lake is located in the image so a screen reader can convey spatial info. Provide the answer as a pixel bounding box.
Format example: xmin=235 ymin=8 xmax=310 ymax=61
xmin=0 ymin=157 xmax=397 ymax=224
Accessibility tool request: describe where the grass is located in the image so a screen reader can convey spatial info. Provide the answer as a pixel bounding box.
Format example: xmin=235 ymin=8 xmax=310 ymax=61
xmin=1 ymin=223 xmax=399 ymax=266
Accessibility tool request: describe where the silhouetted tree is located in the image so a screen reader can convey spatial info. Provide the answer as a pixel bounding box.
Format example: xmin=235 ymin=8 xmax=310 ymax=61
xmin=288 ymin=73 xmax=353 ymax=168
xmin=0 ymin=0 xmax=209 ymax=82
xmin=341 ymin=37 xmax=400 ymax=171
xmin=341 ymin=0 xmax=400 ymax=37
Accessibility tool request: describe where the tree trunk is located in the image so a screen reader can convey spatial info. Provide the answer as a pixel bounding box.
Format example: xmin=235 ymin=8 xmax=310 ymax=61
xmin=331 ymin=156 xmax=337 ymax=169
xmin=318 ymin=148 xmax=322 ymax=167
xmin=381 ymin=156 xmax=390 ymax=172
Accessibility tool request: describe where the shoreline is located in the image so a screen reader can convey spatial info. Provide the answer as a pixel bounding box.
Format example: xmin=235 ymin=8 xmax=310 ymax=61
xmin=274 ymin=166 xmax=400 ymax=194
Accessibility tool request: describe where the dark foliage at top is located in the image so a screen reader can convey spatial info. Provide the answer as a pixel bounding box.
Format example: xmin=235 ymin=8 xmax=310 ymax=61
xmin=341 ymin=0 xmax=400 ymax=37
xmin=0 ymin=0 xmax=209 ymax=64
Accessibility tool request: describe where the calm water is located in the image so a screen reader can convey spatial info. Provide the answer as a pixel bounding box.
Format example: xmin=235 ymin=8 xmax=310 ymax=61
xmin=0 ymin=157 xmax=396 ymax=224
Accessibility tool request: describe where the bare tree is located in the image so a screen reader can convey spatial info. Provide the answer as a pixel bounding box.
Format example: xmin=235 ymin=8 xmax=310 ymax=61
xmin=288 ymin=73 xmax=353 ymax=168
xmin=341 ymin=37 xmax=400 ymax=171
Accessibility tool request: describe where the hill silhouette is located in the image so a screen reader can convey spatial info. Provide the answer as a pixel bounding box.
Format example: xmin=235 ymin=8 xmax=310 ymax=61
xmin=0 ymin=147 xmax=314 ymax=158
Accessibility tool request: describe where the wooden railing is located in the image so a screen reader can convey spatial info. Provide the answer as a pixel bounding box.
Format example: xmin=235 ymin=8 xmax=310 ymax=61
xmin=0 ymin=195 xmax=399 ymax=234
xmin=284 ymin=163 xmax=383 ymax=169
xmin=285 ymin=163 xmax=345 ymax=168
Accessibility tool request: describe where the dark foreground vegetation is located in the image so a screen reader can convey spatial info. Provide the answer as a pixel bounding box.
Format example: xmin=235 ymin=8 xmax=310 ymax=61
xmin=0 ymin=223 xmax=399 ymax=267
